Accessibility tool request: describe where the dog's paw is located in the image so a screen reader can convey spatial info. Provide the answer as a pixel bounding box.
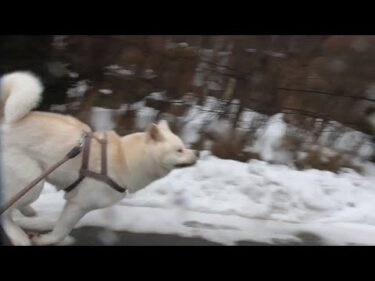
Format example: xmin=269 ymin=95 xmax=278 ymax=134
xmin=30 ymin=233 xmax=73 ymax=246
xmin=30 ymin=233 xmax=55 ymax=246
xmin=10 ymin=235 xmax=32 ymax=246
xmin=11 ymin=240 xmax=32 ymax=246
xmin=28 ymin=232 xmax=42 ymax=245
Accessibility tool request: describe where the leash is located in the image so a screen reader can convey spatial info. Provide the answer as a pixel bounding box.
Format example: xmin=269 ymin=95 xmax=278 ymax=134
xmin=0 ymin=133 xmax=86 ymax=216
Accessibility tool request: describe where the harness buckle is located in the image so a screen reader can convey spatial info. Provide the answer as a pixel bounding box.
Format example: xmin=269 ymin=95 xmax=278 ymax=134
xmin=79 ymin=132 xmax=89 ymax=148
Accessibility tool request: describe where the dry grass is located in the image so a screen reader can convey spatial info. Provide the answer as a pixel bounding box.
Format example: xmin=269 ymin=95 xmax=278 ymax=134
xmin=294 ymin=146 xmax=362 ymax=173
xmin=210 ymin=133 xmax=261 ymax=162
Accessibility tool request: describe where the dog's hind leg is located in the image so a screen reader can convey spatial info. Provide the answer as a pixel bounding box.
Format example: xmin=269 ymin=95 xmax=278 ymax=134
xmin=31 ymin=201 xmax=88 ymax=246
xmin=20 ymin=205 xmax=37 ymax=217
xmin=2 ymin=211 xmax=32 ymax=246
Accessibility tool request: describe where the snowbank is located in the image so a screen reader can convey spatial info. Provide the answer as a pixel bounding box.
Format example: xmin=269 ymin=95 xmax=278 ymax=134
xmin=13 ymin=152 xmax=375 ymax=245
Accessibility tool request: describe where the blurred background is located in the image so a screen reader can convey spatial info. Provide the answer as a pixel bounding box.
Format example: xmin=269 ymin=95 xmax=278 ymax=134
xmin=1 ymin=35 xmax=375 ymax=173
xmin=3 ymin=35 xmax=375 ymax=246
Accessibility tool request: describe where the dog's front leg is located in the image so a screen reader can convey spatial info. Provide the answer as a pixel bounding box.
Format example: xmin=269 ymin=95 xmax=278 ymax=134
xmin=2 ymin=211 xmax=32 ymax=246
xmin=31 ymin=202 xmax=89 ymax=246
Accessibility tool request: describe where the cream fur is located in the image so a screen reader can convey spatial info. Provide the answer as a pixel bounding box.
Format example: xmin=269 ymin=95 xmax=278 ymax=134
xmin=1 ymin=71 xmax=198 ymax=246
xmin=1 ymin=71 xmax=43 ymax=123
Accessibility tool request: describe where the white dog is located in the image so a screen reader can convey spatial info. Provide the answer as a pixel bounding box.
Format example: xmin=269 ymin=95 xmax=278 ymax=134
xmin=0 ymin=71 xmax=199 ymax=246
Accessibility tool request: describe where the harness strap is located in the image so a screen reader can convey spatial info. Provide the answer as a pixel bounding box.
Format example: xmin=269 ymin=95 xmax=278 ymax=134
xmin=64 ymin=175 xmax=85 ymax=193
xmin=81 ymin=132 xmax=91 ymax=170
xmin=64 ymin=132 xmax=126 ymax=193
xmin=80 ymin=170 xmax=126 ymax=193
xmin=101 ymin=135 xmax=107 ymax=175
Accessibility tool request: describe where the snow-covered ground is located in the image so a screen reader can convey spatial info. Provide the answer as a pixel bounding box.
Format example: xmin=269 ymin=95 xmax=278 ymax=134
xmin=13 ymin=151 xmax=375 ymax=245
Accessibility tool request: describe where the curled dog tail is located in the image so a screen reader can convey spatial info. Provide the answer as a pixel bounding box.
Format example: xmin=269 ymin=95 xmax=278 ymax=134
xmin=0 ymin=71 xmax=43 ymax=123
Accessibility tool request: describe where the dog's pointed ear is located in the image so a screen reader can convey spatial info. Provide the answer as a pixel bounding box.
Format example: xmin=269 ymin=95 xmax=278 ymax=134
xmin=146 ymin=123 xmax=165 ymax=142
xmin=158 ymin=120 xmax=170 ymax=131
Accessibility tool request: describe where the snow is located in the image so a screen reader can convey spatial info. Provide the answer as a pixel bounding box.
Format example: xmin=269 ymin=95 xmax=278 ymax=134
xmin=148 ymin=91 xmax=167 ymax=101
xmin=143 ymin=69 xmax=157 ymax=80
xmin=205 ymin=119 xmax=232 ymax=139
xmin=193 ymin=70 xmax=205 ymax=87
xmin=263 ymin=50 xmax=287 ymax=58
xmin=179 ymin=106 xmax=206 ymax=144
xmin=104 ymin=65 xmax=134 ymax=77
xmin=52 ymin=36 xmax=68 ymax=50
xmin=90 ymin=107 xmax=117 ymax=131
xmin=89 ymin=104 xmax=128 ymax=131
xmin=13 ymin=151 xmax=375 ymax=245
xmin=252 ymin=113 xmax=289 ymax=163
xmin=66 ymin=80 xmax=89 ymax=98
xmin=50 ymin=104 xmax=67 ymax=113
xmin=134 ymin=102 xmax=159 ymax=130
xmin=68 ymin=72 xmax=79 ymax=78
xmin=245 ymin=48 xmax=287 ymax=58
xmin=98 ymin=89 xmax=113 ymax=95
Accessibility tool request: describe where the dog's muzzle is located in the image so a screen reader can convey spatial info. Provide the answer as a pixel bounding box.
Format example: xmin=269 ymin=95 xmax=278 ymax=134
xmin=174 ymin=150 xmax=200 ymax=168
xmin=175 ymin=160 xmax=197 ymax=168
xmin=175 ymin=162 xmax=196 ymax=168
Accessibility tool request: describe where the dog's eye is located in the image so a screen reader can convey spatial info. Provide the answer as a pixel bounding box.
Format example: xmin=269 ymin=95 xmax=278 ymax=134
xmin=177 ymin=149 xmax=183 ymax=153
